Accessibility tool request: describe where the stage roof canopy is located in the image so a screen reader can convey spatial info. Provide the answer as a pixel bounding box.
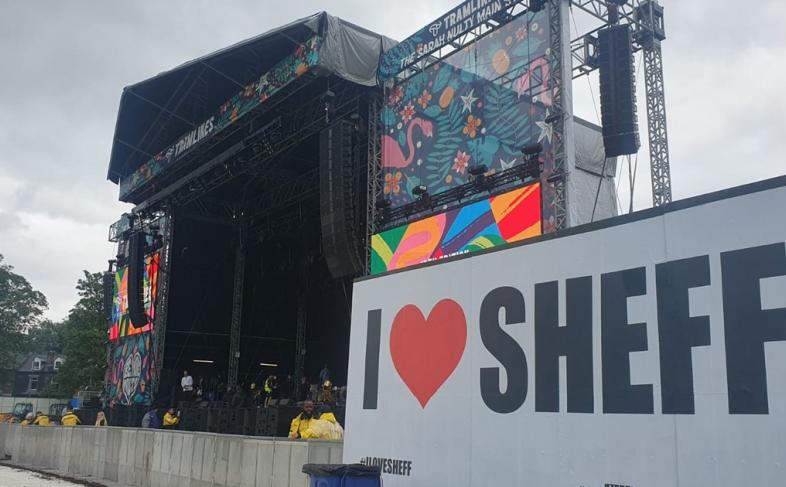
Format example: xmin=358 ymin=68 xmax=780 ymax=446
xmin=107 ymin=12 xmax=396 ymax=183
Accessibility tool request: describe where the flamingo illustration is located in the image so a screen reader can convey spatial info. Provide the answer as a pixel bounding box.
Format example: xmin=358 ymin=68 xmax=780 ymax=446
xmin=383 ymin=117 xmax=435 ymax=169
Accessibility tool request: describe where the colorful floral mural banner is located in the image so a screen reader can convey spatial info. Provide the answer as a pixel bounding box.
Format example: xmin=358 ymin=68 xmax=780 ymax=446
xmin=119 ymin=35 xmax=323 ymax=200
xmin=382 ymin=11 xmax=556 ymax=226
xmin=106 ymin=333 xmax=155 ymax=406
xmin=371 ymin=182 xmax=541 ymax=274
xmin=108 ymin=252 xmax=160 ymax=341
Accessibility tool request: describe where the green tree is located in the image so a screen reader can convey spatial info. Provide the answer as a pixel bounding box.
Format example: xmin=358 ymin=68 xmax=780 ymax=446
xmin=0 ymin=254 xmax=48 ymax=369
xmin=46 ymin=271 xmax=107 ymax=397
xmin=27 ymin=319 xmax=65 ymax=354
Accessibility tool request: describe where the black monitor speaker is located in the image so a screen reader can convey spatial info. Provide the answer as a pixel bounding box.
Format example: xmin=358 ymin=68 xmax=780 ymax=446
xmin=598 ymin=24 xmax=640 ymax=158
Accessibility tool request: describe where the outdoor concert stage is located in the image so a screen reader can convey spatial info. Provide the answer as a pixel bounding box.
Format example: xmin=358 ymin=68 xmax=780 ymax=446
xmin=103 ymin=8 xmax=618 ymax=415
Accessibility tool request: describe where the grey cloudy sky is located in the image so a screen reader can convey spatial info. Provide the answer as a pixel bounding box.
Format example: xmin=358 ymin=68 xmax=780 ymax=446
xmin=1 ymin=0 xmax=784 ymax=320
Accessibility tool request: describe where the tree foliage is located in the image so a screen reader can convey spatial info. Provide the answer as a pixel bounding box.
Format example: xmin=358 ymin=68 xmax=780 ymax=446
xmin=46 ymin=271 xmax=107 ymax=397
xmin=0 ymin=254 xmax=48 ymax=369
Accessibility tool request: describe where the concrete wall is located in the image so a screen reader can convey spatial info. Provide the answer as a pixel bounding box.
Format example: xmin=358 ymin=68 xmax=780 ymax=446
xmin=0 ymin=423 xmax=342 ymax=487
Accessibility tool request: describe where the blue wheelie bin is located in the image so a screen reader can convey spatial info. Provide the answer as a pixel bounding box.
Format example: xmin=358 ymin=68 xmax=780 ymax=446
xmin=302 ymin=464 xmax=381 ymax=487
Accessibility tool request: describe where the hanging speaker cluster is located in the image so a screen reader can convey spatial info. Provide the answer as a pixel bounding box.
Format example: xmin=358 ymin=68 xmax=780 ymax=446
xmin=319 ymin=121 xmax=364 ymax=278
xmin=598 ymin=24 xmax=640 ymax=158
xmin=127 ymin=232 xmax=148 ymax=327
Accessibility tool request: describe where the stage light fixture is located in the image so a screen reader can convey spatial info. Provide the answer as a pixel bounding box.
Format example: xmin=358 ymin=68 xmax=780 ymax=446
xmin=412 ymin=185 xmax=429 ymax=197
xmin=545 ymin=112 xmax=562 ymax=125
xmin=468 ymin=164 xmax=488 ymax=177
xmin=530 ymin=0 xmax=546 ymax=13
xmin=522 ymin=142 xmax=544 ymax=157
xmin=260 ymin=362 xmax=279 ymax=367
xmin=375 ymin=198 xmax=392 ymax=209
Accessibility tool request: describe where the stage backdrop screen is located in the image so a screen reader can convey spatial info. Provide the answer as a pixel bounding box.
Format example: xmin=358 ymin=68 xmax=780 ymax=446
xmin=381 ymin=9 xmax=553 ymax=212
xmin=371 ymin=183 xmax=541 ymax=274
xmin=108 ymin=251 xmax=160 ymax=341
xmin=346 ymin=179 xmax=786 ymax=486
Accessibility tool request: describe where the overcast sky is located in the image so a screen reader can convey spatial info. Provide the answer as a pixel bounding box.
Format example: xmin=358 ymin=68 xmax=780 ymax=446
xmin=1 ymin=0 xmax=784 ymax=320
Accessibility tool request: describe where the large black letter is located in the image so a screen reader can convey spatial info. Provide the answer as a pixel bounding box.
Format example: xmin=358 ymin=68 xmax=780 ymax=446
xmin=721 ymin=244 xmax=786 ymax=414
xmin=535 ymin=277 xmax=594 ymax=413
xmin=480 ymin=287 xmax=528 ymax=413
xmin=656 ymin=256 xmax=712 ymax=414
xmin=363 ymin=309 xmax=382 ymax=409
xmin=601 ymin=267 xmax=653 ymax=414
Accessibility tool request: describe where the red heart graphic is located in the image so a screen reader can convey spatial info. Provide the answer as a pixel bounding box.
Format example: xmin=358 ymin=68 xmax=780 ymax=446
xmin=390 ymin=299 xmax=467 ymax=408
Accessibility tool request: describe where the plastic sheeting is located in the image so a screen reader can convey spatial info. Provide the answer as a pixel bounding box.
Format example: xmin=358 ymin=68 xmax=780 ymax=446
xmin=302 ymin=464 xmax=381 ymax=478
xmin=570 ymin=118 xmax=619 ymax=225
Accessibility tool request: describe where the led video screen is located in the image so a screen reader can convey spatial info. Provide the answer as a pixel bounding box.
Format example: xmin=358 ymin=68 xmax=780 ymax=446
xmin=108 ymin=252 xmax=160 ymax=341
xmin=381 ymin=10 xmax=552 ymax=210
xmin=371 ymin=183 xmax=541 ymax=274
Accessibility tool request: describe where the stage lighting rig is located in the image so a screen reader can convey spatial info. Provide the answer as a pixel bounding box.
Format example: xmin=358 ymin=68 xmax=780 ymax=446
xmin=522 ymin=142 xmax=544 ymax=157
xmin=375 ymin=197 xmax=392 ymax=224
xmin=412 ymin=185 xmax=432 ymax=209
xmin=468 ymin=163 xmax=488 ymax=177
xmin=520 ymin=143 xmax=543 ymax=182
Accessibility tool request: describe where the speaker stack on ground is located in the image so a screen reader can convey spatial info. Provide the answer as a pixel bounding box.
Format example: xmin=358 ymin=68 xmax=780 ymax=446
xmin=319 ymin=121 xmax=364 ymax=278
xmin=598 ymin=23 xmax=640 ymax=158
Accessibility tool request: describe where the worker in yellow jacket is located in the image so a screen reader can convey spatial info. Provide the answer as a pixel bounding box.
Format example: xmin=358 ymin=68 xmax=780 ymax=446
xmin=20 ymin=413 xmax=34 ymax=425
xmin=60 ymin=408 xmax=81 ymax=427
xmin=300 ymin=409 xmax=344 ymax=440
xmin=31 ymin=412 xmax=50 ymax=426
xmin=288 ymin=400 xmax=316 ymax=439
xmin=162 ymin=408 xmax=180 ymax=429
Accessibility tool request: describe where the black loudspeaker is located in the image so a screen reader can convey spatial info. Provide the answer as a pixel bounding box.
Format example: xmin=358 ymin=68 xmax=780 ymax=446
xmin=103 ymin=271 xmax=115 ymax=324
xmin=598 ymin=24 xmax=640 ymax=158
xmin=319 ymin=121 xmax=364 ymax=278
xmin=127 ymin=232 xmax=148 ymax=327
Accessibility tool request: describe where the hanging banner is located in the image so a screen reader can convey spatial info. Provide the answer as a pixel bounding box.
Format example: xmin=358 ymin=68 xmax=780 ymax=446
xmin=379 ymin=0 xmax=521 ymax=79
xmin=345 ymin=178 xmax=786 ymax=486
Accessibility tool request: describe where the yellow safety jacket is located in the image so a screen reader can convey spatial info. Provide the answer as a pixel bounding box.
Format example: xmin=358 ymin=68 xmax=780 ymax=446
xmin=32 ymin=415 xmax=50 ymax=426
xmin=61 ymin=412 xmax=81 ymax=426
xmin=288 ymin=412 xmax=315 ymax=439
xmin=163 ymin=412 xmax=180 ymax=426
xmin=300 ymin=412 xmax=344 ymax=440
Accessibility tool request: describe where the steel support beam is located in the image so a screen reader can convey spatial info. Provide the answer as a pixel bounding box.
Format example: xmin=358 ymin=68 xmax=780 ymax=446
xmin=293 ymin=267 xmax=308 ymax=400
xmin=365 ymin=93 xmax=383 ymax=274
xmin=151 ymin=208 xmax=174 ymax=400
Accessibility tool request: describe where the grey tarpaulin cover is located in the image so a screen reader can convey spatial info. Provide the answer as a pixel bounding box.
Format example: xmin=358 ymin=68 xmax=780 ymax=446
xmin=570 ymin=118 xmax=619 ymax=225
xmin=302 ymin=464 xmax=381 ymax=478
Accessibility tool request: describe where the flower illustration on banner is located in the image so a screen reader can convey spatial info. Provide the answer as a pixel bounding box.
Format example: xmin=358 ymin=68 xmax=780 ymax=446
xmin=515 ymin=25 xmax=528 ymax=41
xmin=453 ymin=150 xmax=471 ymax=174
xmin=417 ymin=90 xmax=433 ymax=109
xmin=385 ymin=171 xmax=402 ymax=194
xmin=244 ymin=85 xmax=255 ymax=97
xmin=463 ymin=115 xmax=482 ymax=138
xmin=400 ymin=102 xmax=416 ymax=124
xmin=388 ymin=85 xmax=404 ymax=105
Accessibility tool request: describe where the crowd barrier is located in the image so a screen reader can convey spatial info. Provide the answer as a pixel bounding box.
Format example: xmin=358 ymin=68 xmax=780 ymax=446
xmin=0 ymin=423 xmax=342 ymax=487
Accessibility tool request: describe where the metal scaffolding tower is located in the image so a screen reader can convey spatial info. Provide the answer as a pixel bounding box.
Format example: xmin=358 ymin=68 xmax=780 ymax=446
xmin=569 ymin=0 xmax=672 ymax=208
xmin=637 ymin=0 xmax=671 ymax=205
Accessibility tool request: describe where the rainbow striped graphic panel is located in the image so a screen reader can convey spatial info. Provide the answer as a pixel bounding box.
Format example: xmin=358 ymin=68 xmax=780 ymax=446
xmin=371 ymin=183 xmax=541 ymax=274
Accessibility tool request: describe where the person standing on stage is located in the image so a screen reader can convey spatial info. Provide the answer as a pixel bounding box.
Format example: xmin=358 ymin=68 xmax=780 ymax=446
xmin=319 ymin=364 xmax=331 ymax=385
xmin=181 ymin=370 xmax=194 ymax=402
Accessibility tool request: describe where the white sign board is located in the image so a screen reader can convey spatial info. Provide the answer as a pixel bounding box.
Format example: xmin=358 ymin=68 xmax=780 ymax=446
xmin=344 ymin=179 xmax=786 ymax=487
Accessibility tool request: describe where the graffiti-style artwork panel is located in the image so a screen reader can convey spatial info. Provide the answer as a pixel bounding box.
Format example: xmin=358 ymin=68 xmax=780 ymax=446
xmin=106 ymin=334 xmax=154 ymax=406
xmin=382 ymin=11 xmax=553 ymax=217
xmin=371 ymin=183 xmax=541 ymax=274
xmin=109 ymin=252 xmax=160 ymax=341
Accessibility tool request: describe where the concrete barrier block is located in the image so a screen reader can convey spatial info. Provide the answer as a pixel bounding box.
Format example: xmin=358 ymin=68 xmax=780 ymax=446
xmin=178 ymin=432 xmax=195 ymax=479
xmin=213 ymin=436 xmax=231 ymax=485
xmin=200 ymin=434 xmax=217 ymax=483
xmin=289 ymin=442 xmax=309 ymax=487
xmin=256 ymin=440 xmax=276 ymax=487
xmin=271 ymin=442 xmax=292 ymax=487
xmin=226 ymin=437 xmax=244 ymax=487
xmin=241 ymin=440 xmax=259 ymax=487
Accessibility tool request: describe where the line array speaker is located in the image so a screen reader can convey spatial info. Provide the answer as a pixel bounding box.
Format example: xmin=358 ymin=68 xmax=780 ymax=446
xmin=598 ymin=24 xmax=640 ymax=158
xmin=103 ymin=271 xmax=115 ymax=324
xmin=127 ymin=232 xmax=148 ymax=327
xmin=319 ymin=121 xmax=364 ymax=278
